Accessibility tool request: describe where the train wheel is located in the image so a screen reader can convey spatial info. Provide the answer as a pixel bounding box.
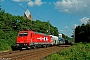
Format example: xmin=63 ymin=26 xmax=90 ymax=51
xmin=27 ymin=47 xmax=31 ymax=50
xmin=33 ymin=45 xmax=37 ymax=49
xmin=43 ymin=45 xmax=47 ymax=48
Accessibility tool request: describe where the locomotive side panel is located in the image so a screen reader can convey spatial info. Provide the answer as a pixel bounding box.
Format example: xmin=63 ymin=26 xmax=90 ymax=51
xmin=15 ymin=30 xmax=52 ymax=50
xmin=33 ymin=33 xmax=51 ymax=44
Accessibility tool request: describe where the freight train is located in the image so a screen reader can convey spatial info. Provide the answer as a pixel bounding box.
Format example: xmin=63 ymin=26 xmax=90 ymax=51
xmin=12 ymin=30 xmax=72 ymax=50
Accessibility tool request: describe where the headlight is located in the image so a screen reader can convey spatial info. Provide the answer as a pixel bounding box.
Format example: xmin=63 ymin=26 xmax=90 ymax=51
xmin=16 ymin=44 xmax=19 ymax=46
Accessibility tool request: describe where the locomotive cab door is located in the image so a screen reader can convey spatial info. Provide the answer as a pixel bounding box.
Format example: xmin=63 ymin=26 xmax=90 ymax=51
xmin=29 ymin=32 xmax=34 ymax=46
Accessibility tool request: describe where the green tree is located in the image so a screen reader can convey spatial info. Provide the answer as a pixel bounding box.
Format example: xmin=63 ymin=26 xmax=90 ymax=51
xmin=75 ymin=23 xmax=90 ymax=43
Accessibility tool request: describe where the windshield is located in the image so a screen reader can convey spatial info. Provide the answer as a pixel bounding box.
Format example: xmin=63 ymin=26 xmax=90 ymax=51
xmin=18 ymin=32 xmax=28 ymax=36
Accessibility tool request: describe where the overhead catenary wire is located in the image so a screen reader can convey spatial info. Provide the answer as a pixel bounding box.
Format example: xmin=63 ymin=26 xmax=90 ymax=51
xmin=64 ymin=10 xmax=74 ymax=37
xmin=0 ymin=0 xmax=2 ymax=7
xmin=8 ymin=0 xmax=51 ymax=34
xmin=8 ymin=0 xmax=45 ymax=20
xmin=8 ymin=0 xmax=26 ymax=10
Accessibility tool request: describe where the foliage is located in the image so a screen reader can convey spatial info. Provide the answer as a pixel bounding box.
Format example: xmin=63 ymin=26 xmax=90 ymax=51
xmin=62 ymin=33 xmax=73 ymax=41
xmin=0 ymin=7 xmax=60 ymax=51
xmin=45 ymin=43 xmax=90 ymax=60
xmin=75 ymin=23 xmax=90 ymax=43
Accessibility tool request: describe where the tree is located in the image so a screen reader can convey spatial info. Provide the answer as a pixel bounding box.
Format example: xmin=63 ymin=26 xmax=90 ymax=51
xmin=75 ymin=23 xmax=90 ymax=43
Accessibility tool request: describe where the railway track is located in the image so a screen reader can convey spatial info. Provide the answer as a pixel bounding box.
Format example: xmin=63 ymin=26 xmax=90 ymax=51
xmin=0 ymin=45 xmax=71 ymax=60
xmin=0 ymin=50 xmax=20 ymax=57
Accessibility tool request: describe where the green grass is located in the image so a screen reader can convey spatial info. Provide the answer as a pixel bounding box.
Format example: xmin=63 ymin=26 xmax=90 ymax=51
xmin=45 ymin=43 xmax=90 ymax=60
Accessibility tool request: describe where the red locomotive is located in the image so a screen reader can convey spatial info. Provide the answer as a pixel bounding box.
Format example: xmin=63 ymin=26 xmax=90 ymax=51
xmin=15 ymin=30 xmax=53 ymax=49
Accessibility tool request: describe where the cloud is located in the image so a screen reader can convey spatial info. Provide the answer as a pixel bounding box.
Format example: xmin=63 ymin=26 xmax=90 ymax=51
xmin=73 ymin=24 xmax=78 ymax=28
xmin=64 ymin=26 xmax=68 ymax=29
xmin=19 ymin=4 xmax=22 ymax=6
xmin=13 ymin=0 xmax=20 ymax=2
xmin=49 ymin=2 xmax=52 ymax=5
xmin=13 ymin=0 xmax=46 ymax=6
xmin=54 ymin=0 xmax=90 ymax=15
xmin=28 ymin=1 xmax=34 ymax=7
xmin=13 ymin=0 xmax=29 ymax=2
xmin=80 ymin=17 xmax=89 ymax=24
xmin=28 ymin=0 xmax=46 ymax=7
xmin=60 ymin=30 xmax=63 ymax=32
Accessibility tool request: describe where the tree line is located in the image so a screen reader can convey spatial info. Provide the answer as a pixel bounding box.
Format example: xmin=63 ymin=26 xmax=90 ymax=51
xmin=75 ymin=21 xmax=90 ymax=43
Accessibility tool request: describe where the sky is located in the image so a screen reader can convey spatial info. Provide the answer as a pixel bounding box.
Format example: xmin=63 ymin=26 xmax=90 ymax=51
xmin=1 ymin=0 xmax=90 ymax=37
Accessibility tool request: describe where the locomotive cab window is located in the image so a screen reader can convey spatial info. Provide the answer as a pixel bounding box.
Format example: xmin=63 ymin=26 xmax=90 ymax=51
xmin=18 ymin=32 xmax=28 ymax=36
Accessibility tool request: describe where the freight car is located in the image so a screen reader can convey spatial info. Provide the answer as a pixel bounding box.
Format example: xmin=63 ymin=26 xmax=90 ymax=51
xmin=58 ymin=38 xmax=72 ymax=45
xmin=49 ymin=35 xmax=59 ymax=45
xmin=12 ymin=30 xmax=53 ymax=50
xmin=58 ymin=38 xmax=65 ymax=45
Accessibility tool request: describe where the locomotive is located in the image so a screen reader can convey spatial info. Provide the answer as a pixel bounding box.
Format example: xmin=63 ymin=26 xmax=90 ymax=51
xmin=13 ymin=30 xmax=53 ymax=50
xmin=12 ymin=30 xmax=72 ymax=50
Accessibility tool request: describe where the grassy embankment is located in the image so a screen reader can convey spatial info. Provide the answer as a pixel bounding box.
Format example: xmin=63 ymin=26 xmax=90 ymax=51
xmin=45 ymin=43 xmax=90 ymax=60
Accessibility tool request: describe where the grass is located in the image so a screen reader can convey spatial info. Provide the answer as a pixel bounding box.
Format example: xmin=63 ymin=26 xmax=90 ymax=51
xmin=44 ymin=43 xmax=90 ymax=60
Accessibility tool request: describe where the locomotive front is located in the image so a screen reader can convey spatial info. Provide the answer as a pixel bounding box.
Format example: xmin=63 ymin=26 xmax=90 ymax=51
xmin=16 ymin=31 xmax=30 ymax=49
